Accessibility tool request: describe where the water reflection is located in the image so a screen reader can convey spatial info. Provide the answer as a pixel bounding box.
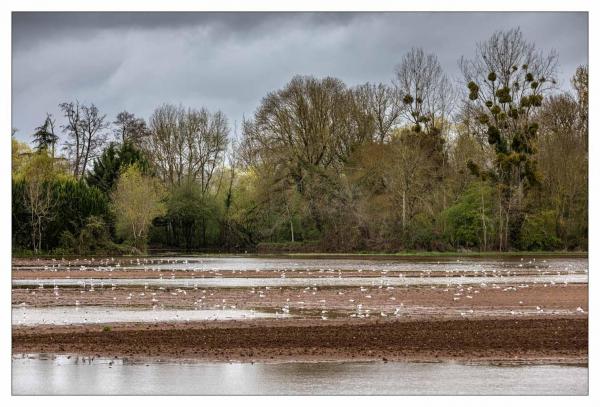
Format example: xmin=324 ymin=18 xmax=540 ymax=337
xmin=12 ymin=355 xmax=588 ymax=395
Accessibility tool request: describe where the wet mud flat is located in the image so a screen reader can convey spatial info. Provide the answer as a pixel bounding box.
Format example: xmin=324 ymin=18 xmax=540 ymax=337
xmin=12 ymin=316 xmax=588 ymax=365
xmin=12 ymin=283 xmax=587 ymax=313
xmin=11 ymin=255 xmax=588 ymax=277
xmin=12 ymin=255 xmax=588 ymax=366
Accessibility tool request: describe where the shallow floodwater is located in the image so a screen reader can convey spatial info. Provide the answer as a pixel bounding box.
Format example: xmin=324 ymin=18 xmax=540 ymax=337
xmin=12 ymin=356 xmax=588 ymax=395
xmin=12 ymin=306 xmax=283 ymax=326
xmin=117 ymin=256 xmax=588 ymax=272
xmin=14 ymin=256 xmax=588 ymax=273
xmin=12 ymin=273 xmax=588 ymax=289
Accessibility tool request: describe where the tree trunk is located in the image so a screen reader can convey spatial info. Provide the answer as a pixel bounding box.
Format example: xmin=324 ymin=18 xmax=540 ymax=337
xmin=481 ymin=188 xmax=487 ymax=252
xmin=402 ymin=189 xmax=406 ymax=230
xmin=498 ymin=197 xmax=503 ymax=252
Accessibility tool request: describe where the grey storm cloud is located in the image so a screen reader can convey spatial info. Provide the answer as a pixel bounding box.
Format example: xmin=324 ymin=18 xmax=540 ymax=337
xmin=12 ymin=12 xmax=588 ymax=143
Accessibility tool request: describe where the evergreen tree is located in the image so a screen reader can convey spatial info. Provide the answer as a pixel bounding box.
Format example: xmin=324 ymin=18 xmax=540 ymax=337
xmin=86 ymin=141 xmax=151 ymax=194
xmin=32 ymin=114 xmax=59 ymax=157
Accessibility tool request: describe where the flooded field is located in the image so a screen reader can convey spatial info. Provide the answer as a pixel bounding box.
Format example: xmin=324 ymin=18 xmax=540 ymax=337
xmin=12 ymin=255 xmax=588 ymax=276
xmin=12 ymin=254 xmax=587 ymax=267
xmin=12 ymin=306 xmax=284 ymax=325
xmin=12 ymin=255 xmax=588 ymax=395
xmin=12 ymin=355 xmax=588 ymax=395
xmin=11 ymin=274 xmax=588 ymax=289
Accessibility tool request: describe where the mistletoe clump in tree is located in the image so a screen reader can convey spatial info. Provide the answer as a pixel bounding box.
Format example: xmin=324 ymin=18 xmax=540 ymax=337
xmin=395 ymin=47 xmax=455 ymax=189
xmin=460 ymin=28 xmax=558 ymax=250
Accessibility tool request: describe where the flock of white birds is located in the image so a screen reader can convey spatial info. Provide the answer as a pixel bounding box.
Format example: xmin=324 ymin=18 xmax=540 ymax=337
xmin=12 ymin=257 xmax=588 ymax=326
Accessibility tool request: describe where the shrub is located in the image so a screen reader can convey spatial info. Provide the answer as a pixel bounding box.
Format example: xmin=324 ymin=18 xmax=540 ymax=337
xmin=519 ymin=210 xmax=562 ymax=251
xmin=442 ymin=182 xmax=495 ymax=250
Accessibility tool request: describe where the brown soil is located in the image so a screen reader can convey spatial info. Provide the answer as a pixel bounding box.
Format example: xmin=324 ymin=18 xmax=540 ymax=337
xmin=12 ymin=317 xmax=587 ymax=364
xmin=12 ymin=284 xmax=588 ymax=314
xmin=11 ymin=268 xmax=564 ymax=279
xmin=12 ymin=257 xmax=588 ymax=364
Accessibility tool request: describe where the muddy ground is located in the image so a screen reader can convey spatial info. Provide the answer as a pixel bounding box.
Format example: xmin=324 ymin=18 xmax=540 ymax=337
xmin=12 ymin=284 xmax=587 ymax=314
xmin=12 ymin=317 xmax=587 ymax=364
xmin=11 ymin=268 xmax=569 ymax=279
xmin=12 ymin=256 xmax=588 ymax=364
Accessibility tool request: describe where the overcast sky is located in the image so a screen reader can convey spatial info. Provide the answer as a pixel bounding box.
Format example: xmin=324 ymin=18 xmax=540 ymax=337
xmin=12 ymin=12 xmax=588 ymax=144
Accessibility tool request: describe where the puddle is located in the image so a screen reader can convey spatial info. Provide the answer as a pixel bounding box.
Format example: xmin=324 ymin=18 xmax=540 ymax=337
xmin=11 ymin=355 xmax=588 ymax=395
xmin=14 ymin=256 xmax=588 ymax=274
xmin=12 ymin=273 xmax=588 ymax=289
xmin=12 ymin=306 xmax=286 ymax=326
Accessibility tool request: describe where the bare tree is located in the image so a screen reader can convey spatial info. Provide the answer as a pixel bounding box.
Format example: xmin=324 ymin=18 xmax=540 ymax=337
xmin=394 ymin=48 xmax=455 ymax=135
xmin=145 ymin=104 xmax=229 ymax=193
xmin=144 ymin=104 xmax=184 ymax=186
xmin=536 ymin=92 xmax=587 ymax=243
xmin=60 ymin=101 xmax=109 ymax=180
xmin=241 ymin=75 xmax=375 ymax=233
xmin=114 ymin=111 xmax=150 ymax=146
xmin=242 ymin=76 xmax=374 ymax=183
xmin=387 ymin=132 xmax=437 ymax=234
xmin=459 ymin=28 xmax=558 ymax=109
xmin=353 ymin=82 xmax=402 ymax=143
xmin=220 ymin=131 xmax=242 ymax=245
xmin=183 ymin=108 xmax=229 ymax=194
xmin=571 ymin=65 xmax=588 ymax=149
xmin=347 ymin=130 xmax=438 ymax=246
xmin=459 ymin=27 xmax=558 ymax=250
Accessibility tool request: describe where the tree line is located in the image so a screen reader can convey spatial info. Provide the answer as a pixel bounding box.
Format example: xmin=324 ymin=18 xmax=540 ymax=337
xmin=12 ymin=28 xmax=588 ymax=255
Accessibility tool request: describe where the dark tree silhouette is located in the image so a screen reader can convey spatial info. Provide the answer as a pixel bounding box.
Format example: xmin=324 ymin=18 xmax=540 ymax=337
xmin=32 ymin=114 xmax=59 ymax=157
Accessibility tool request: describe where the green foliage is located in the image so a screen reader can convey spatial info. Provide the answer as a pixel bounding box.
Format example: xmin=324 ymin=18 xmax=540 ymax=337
xmin=55 ymin=216 xmax=124 ymax=255
xmin=56 ymin=231 xmax=77 ymax=254
xmin=156 ymin=182 xmax=222 ymax=250
xmin=13 ymin=177 xmax=110 ymax=253
xmin=12 ymin=137 xmax=32 ymax=175
xmin=11 ymin=45 xmax=587 ymax=255
xmin=32 ymin=115 xmax=58 ymax=154
xmin=77 ymin=216 xmax=113 ymax=253
xmin=86 ymin=141 xmax=151 ymax=194
xmin=112 ymin=164 xmax=166 ymax=251
xmin=47 ymin=180 xmax=110 ymax=248
xmin=443 ymin=182 xmax=495 ymax=249
xmin=519 ymin=210 xmax=562 ymax=251
xmin=12 ymin=180 xmax=31 ymax=249
xmin=406 ymin=213 xmax=443 ymax=251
